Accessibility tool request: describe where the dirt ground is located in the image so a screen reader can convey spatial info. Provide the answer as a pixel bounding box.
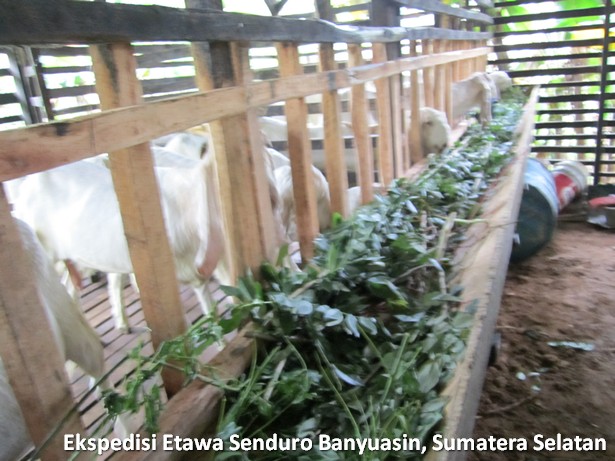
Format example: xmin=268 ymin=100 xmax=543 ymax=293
xmin=470 ymin=218 xmax=615 ymax=461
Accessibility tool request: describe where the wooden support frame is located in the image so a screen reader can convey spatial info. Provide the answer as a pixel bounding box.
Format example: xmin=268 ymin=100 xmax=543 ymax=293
xmin=277 ymin=42 xmax=320 ymax=261
xmin=348 ymin=44 xmax=376 ymax=205
xmin=319 ymin=42 xmax=349 ymax=218
xmin=408 ymin=40 xmax=423 ymax=165
xmin=0 ymin=189 xmax=85 ymax=461
xmin=372 ymin=43 xmax=395 ymax=187
xmin=89 ymin=42 xmax=187 ymax=395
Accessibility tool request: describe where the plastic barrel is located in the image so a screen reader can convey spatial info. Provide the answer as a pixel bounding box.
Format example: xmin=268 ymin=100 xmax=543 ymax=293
xmin=511 ymin=158 xmax=558 ymax=263
xmin=552 ymin=160 xmax=589 ymax=210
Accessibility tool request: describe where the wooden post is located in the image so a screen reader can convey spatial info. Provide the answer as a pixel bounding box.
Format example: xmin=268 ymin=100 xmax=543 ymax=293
xmin=372 ymin=42 xmax=395 ymax=187
xmin=348 ymin=44 xmax=375 ymax=205
xmin=423 ymin=39 xmax=435 ymax=108
xmin=319 ymin=42 xmax=349 ymax=217
xmin=277 ymin=42 xmax=319 ymax=261
xmin=90 ymin=42 xmax=187 ymax=396
xmin=389 ymin=60 xmax=405 ymax=177
xmin=0 ymin=189 xmax=85 ymax=461
xmin=211 ymin=42 xmax=279 ymax=271
xmin=316 ymin=0 xmax=348 ymax=217
xmin=188 ymin=3 xmax=277 ymax=278
xmin=408 ymin=41 xmax=423 ymax=165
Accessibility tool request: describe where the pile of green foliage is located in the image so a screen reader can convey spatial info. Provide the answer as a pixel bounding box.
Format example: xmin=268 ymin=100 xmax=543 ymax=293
xmin=100 ymin=89 xmax=527 ymax=460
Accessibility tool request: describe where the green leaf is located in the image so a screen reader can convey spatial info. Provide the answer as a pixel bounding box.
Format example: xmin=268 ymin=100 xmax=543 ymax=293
xmin=416 ymin=359 xmax=443 ymax=394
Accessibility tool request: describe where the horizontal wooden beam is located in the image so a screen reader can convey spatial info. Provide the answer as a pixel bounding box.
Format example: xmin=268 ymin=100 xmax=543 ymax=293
xmin=536 ymin=120 xmax=604 ymax=128
xmin=0 ymin=46 xmax=490 ymax=182
xmin=0 ymin=92 xmax=19 ymax=105
xmin=533 ymin=145 xmax=614 ymax=154
xmin=539 ymin=94 xmax=613 ymax=104
xmin=393 ymin=0 xmax=494 ymax=24
xmin=0 ymin=0 xmax=490 ymax=45
xmin=494 ymin=6 xmax=606 ymax=24
xmin=492 ymin=51 xmax=602 ymax=65
xmin=508 ymin=65 xmax=609 ymax=78
xmin=493 ymin=22 xmax=604 ymax=38
xmin=493 ymin=38 xmax=604 ymax=52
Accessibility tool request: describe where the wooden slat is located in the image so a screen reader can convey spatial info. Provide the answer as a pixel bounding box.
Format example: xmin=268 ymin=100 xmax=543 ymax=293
xmin=0 ymin=0 xmax=491 ymax=45
xmin=89 ymin=42 xmax=187 ymax=395
xmin=372 ymin=43 xmax=395 ymax=187
xmin=319 ymin=42 xmax=349 ymax=218
xmin=0 ymin=92 xmax=19 ymax=105
xmin=433 ymin=40 xmax=446 ymax=113
xmin=348 ymin=44 xmax=375 ymax=205
xmin=390 ymin=72 xmax=405 ymax=175
xmin=46 ymin=75 xmax=197 ymax=100
xmin=277 ymin=42 xmax=319 ymax=261
xmin=533 ymin=145 xmax=614 ymax=154
xmin=422 ymin=39 xmax=435 ymax=108
xmin=494 ymin=38 xmax=604 ymax=52
xmin=493 ymin=6 xmax=606 ymax=25
xmin=0 ymin=46 xmax=491 ymax=182
xmin=494 ymin=22 xmax=605 ymax=38
xmin=193 ymin=35 xmax=278 ymax=279
xmin=0 ymin=190 xmax=85 ymax=461
xmin=408 ymin=41 xmax=423 ymax=165
xmin=493 ymin=51 xmax=603 ymax=65
xmin=508 ymin=65 xmax=608 ymax=78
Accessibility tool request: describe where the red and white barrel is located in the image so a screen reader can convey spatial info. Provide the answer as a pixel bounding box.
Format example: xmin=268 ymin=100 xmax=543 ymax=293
xmin=551 ymin=160 xmax=589 ymax=211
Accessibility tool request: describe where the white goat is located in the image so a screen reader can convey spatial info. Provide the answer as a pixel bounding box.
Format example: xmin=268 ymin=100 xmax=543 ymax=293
xmin=405 ymin=107 xmax=451 ymax=157
xmin=151 ymin=129 xmax=210 ymax=160
xmin=13 ymin=154 xmax=224 ymax=333
xmin=452 ymin=71 xmax=512 ymax=126
xmin=274 ymin=164 xmax=332 ymax=242
xmin=0 ymin=219 xmax=106 ymax=461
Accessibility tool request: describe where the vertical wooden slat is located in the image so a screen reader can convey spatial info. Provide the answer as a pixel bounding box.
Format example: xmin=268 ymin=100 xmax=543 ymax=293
xmin=190 ymin=25 xmax=276 ymax=281
xmin=277 ymin=42 xmax=319 ymax=261
xmin=90 ymin=42 xmax=187 ymax=395
xmin=423 ymin=39 xmax=435 ymax=108
xmin=348 ymin=44 xmax=375 ymax=205
xmin=0 ymin=189 xmax=85 ymax=461
xmin=409 ymin=41 xmax=423 ymax=165
xmin=433 ymin=39 xmax=445 ymax=113
xmin=319 ymin=43 xmax=349 ymax=217
xmin=372 ymin=42 xmax=394 ymax=187
xmin=390 ymin=67 xmax=405 ymax=177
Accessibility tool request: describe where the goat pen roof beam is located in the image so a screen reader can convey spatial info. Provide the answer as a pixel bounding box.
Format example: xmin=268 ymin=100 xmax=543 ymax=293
xmin=0 ymin=0 xmax=490 ymax=45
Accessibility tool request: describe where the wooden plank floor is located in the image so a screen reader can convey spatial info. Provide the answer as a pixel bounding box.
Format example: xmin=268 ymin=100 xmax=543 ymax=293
xmin=65 ymin=275 xmax=225 ymax=459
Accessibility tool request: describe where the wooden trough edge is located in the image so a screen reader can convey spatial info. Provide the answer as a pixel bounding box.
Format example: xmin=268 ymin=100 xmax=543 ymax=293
xmin=113 ymin=325 xmax=256 ymax=461
xmin=425 ymin=86 xmax=540 ymax=461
